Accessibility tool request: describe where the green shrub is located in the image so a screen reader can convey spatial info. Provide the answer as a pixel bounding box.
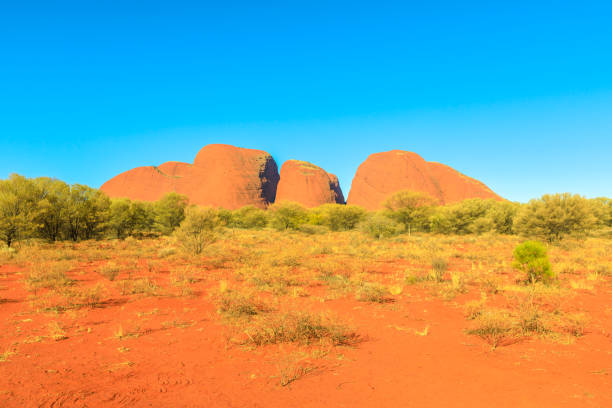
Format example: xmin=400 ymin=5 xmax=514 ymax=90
xmin=512 ymin=241 xmax=554 ymax=284
xmin=174 ymin=206 xmax=220 ymax=254
xmin=429 ymin=257 xmax=448 ymax=282
xmin=514 ymin=193 xmax=597 ymax=241
xmin=313 ymin=204 xmax=366 ymax=231
xmin=269 ymin=201 xmax=308 ymax=230
xmin=383 ymin=190 xmax=438 ymax=234
xmin=359 ymin=213 xmax=400 ymax=239
xmin=154 ymin=193 xmax=189 ymax=235
xmin=231 ymin=205 xmax=269 ymax=229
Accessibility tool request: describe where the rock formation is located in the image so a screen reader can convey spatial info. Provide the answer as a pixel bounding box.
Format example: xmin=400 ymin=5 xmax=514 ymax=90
xmin=100 ymin=144 xmax=279 ymax=209
xmin=346 ymin=150 xmax=502 ymax=210
xmin=275 ymin=160 xmax=345 ymax=207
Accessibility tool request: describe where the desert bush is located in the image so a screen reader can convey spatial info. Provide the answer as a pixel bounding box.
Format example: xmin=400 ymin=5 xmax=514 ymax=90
xmin=61 ymin=283 xmax=107 ymax=309
xmin=276 ymin=352 xmax=315 ymax=387
xmin=244 ymin=312 xmax=357 ymax=346
xmin=359 ymin=213 xmax=400 ymax=239
xmin=269 ymin=201 xmax=309 ymax=231
xmin=590 ymin=197 xmax=612 ymax=227
xmin=230 ymin=205 xmax=269 ymax=229
xmin=428 ymin=257 xmax=448 ymax=282
xmin=25 ymin=261 xmax=74 ymax=294
xmin=559 ymin=312 xmax=589 ymax=337
xmin=174 ymin=206 xmax=220 ymax=254
xmin=214 ymin=286 xmax=269 ymax=318
xmin=157 ymin=246 xmax=177 ymax=258
xmin=383 ymin=190 xmax=438 ymax=234
xmin=170 ymin=267 xmax=197 ymax=297
xmin=355 ymin=282 xmax=390 ymax=303
xmin=108 ymin=199 xmax=133 ymax=239
xmin=512 ymin=241 xmax=554 ymax=284
xmin=515 ymin=297 xmax=547 ymax=335
xmin=429 ymin=199 xmax=519 ymax=235
xmin=98 ymin=261 xmax=121 ymax=281
xmin=154 ymin=193 xmax=189 ymax=235
xmin=466 ymin=308 xmax=516 ymax=349
xmin=514 ymin=193 xmax=597 ymax=242
xmin=313 ymin=204 xmax=366 ymax=231
xmin=0 ymin=174 xmax=39 ymax=247
xmin=296 ymin=224 xmax=328 ymax=235
xmin=117 ymin=277 xmax=159 ymax=296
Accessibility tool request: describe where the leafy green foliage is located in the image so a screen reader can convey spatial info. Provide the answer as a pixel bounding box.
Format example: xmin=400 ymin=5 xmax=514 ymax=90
xmin=269 ymin=201 xmax=308 ymax=230
xmin=311 ymin=204 xmax=366 ymax=231
xmin=358 ymin=213 xmax=400 ymax=239
xmin=66 ymin=185 xmax=111 ymax=240
xmin=429 ymin=199 xmax=519 ymax=235
xmin=230 ymin=205 xmax=269 ymax=229
xmin=154 ymin=193 xmax=189 ymax=235
xmin=383 ymin=190 xmax=438 ymax=234
xmin=512 ymin=241 xmax=554 ymax=284
xmin=175 ymin=206 xmax=220 ymax=254
xmin=0 ymin=174 xmax=39 ymax=247
xmin=514 ymin=193 xmax=597 ymax=241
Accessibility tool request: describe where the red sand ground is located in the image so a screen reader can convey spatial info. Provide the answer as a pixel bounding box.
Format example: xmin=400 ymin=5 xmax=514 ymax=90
xmin=0 ymin=251 xmax=610 ymax=407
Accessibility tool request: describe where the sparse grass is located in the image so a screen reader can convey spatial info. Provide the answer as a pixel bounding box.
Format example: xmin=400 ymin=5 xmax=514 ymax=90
xmin=47 ymin=321 xmax=68 ymax=341
xmin=2 ymin=228 xmax=606 ymax=368
xmin=244 ymin=311 xmax=358 ymax=346
xmin=466 ymin=308 xmax=516 ymax=349
xmin=355 ymin=282 xmax=391 ymax=303
xmin=429 ymin=257 xmax=448 ymax=282
xmin=213 ymin=286 xmax=270 ymax=318
xmin=157 ymin=247 xmax=177 ymax=258
xmin=116 ymin=278 xmax=160 ymax=296
xmin=276 ymin=352 xmax=316 ymax=387
xmin=98 ymin=261 xmax=121 ymax=281
xmin=25 ymin=261 xmax=74 ymax=294
xmin=0 ymin=348 xmax=16 ymax=362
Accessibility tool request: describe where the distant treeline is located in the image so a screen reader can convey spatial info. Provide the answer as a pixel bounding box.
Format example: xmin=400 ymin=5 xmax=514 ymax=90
xmin=0 ymin=174 xmax=610 ymax=247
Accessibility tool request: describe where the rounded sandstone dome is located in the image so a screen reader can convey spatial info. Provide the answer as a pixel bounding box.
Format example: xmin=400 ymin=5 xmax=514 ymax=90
xmin=276 ymin=160 xmax=345 ymax=207
xmin=347 ymin=150 xmax=502 ymax=210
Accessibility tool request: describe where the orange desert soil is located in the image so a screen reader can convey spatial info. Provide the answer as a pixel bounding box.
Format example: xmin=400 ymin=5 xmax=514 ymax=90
xmin=0 ymin=252 xmax=610 ymax=407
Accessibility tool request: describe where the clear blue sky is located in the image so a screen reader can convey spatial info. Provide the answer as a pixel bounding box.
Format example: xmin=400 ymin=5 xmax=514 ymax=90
xmin=1 ymin=1 xmax=611 ymax=202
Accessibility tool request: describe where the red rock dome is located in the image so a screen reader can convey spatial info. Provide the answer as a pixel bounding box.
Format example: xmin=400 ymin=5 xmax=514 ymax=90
xmin=346 ymin=150 xmax=502 ymax=210
xmin=100 ymin=144 xmax=279 ymax=209
xmin=275 ymin=160 xmax=345 ymax=207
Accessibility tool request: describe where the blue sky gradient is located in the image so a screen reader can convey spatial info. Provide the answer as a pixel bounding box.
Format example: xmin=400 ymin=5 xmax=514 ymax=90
xmin=1 ymin=1 xmax=611 ymax=202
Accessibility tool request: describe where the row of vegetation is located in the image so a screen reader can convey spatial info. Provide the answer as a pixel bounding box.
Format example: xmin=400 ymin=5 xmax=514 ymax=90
xmin=1 ymin=174 xmax=611 ymax=249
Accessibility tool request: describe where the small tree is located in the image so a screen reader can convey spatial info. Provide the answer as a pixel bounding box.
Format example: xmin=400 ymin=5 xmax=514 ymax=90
xmin=269 ymin=201 xmax=308 ymax=231
xmin=108 ymin=198 xmax=133 ymax=239
xmin=359 ymin=213 xmax=400 ymax=239
xmin=64 ymin=184 xmax=111 ymax=241
xmin=314 ymin=204 xmax=366 ymax=231
xmin=383 ymin=191 xmax=438 ymax=235
xmin=33 ymin=177 xmax=70 ymax=242
xmin=512 ymin=241 xmax=554 ymax=284
xmin=590 ymin=197 xmax=612 ymax=229
xmin=514 ymin=193 xmax=597 ymax=241
xmin=231 ymin=205 xmax=269 ymax=229
xmin=154 ymin=193 xmax=189 ymax=235
xmin=175 ymin=206 xmax=220 ymax=254
xmin=0 ymin=175 xmax=39 ymax=247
